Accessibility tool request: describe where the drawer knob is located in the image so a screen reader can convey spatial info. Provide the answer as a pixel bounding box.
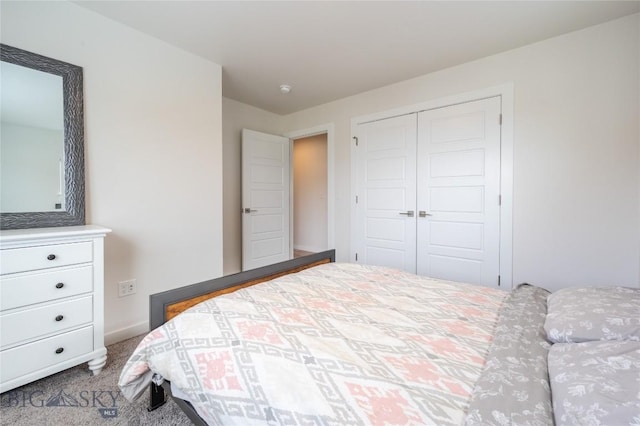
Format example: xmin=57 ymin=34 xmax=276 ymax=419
xmin=55 ymin=347 xmax=64 ymax=354
xmin=47 ymin=254 xmax=56 ymax=260
xmin=55 ymin=315 xmax=64 ymax=322
xmin=55 ymin=282 xmax=64 ymax=289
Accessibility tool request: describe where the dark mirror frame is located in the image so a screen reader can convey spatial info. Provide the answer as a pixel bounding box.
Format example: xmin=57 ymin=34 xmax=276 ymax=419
xmin=0 ymin=44 xmax=85 ymax=230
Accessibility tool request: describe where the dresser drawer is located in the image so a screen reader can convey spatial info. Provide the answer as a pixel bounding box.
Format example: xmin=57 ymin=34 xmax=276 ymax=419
xmin=0 ymin=265 xmax=93 ymax=311
xmin=0 ymin=326 xmax=94 ymax=384
xmin=0 ymin=296 xmax=93 ymax=350
xmin=0 ymin=241 xmax=93 ymax=275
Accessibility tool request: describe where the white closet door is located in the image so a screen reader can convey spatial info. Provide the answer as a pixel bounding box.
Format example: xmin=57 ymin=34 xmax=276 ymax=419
xmin=416 ymin=97 xmax=501 ymax=287
xmin=355 ymin=114 xmax=417 ymax=273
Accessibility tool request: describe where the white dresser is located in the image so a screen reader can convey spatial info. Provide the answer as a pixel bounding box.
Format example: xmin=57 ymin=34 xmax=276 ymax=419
xmin=0 ymin=225 xmax=111 ymax=393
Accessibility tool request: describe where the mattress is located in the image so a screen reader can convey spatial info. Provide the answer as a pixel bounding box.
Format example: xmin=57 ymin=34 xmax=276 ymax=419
xmin=119 ymin=263 xmax=554 ymax=425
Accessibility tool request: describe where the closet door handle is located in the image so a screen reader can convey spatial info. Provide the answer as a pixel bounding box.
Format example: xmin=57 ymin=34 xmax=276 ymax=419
xmin=243 ymin=208 xmax=258 ymax=214
xmin=418 ymin=211 xmax=432 ymax=218
xmin=399 ymin=211 xmax=414 ymax=217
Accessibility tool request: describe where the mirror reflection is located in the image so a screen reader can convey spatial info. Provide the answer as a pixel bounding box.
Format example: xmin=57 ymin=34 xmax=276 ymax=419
xmin=1 ymin=61 xmax=65 ymax=213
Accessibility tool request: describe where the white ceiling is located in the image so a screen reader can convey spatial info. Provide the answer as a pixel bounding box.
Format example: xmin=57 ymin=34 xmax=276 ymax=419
xmin=77 ymin=1 xmax=640 ymax=115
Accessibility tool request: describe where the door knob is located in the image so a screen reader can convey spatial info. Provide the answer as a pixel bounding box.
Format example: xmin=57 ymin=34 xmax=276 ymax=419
xmin=418 ymin=211 xmax=432 ymax=218
xmin=243 ymin=208 xmax=258 ymax=214
xmin=399 ymin=211 xmax=414 ymax=217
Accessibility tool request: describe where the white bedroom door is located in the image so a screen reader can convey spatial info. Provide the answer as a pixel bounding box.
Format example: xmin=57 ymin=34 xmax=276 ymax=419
xmin=241 ymin=129 xmax=291 ymax=270
xmin=354 ymin=114 xmax=418 ymax=273
xmin=416 ymin=97 xmax=502 ymax=287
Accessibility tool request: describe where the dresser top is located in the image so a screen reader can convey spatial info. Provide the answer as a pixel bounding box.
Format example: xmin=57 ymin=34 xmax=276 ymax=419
xmin=0 ymin=225 xmax=111 ymax=244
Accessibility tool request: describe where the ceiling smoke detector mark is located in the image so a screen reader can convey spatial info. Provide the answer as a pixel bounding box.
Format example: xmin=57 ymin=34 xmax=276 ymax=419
xmin=279 ymin=84 xmax=292 ymax=94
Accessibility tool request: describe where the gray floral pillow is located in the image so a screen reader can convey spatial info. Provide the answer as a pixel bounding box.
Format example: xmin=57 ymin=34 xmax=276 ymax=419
xmin=544 ymin=287 xmax=640 ymax=343
xmin=548 ymin=340 xmax=640 ymax=426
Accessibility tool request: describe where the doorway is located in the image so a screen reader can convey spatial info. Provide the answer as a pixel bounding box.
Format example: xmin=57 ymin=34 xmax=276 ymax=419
xmin=241 ymin=125 xmax=334 ymax=270
xmin=293 ymin=133 xmax=328 ymax=257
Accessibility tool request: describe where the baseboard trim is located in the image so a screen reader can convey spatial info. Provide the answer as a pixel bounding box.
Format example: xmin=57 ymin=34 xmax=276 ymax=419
xmin=294 ymin=245 xmax=325 ymax=253
xmin=104 ymin=321 xmax=149 ymax=346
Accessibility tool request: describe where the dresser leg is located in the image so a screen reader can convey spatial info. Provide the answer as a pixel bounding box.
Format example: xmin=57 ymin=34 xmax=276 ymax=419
xmin=88 ymin=349 xmax=108 ymax=375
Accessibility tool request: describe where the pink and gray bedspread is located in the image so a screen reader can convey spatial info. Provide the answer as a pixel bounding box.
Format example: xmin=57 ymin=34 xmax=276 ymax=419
xmin=119 ymin=263 xmax=637 ymax=425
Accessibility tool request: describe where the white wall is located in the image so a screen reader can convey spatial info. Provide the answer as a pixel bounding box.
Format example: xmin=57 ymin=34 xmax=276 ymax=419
xmin=281 ymin=13 xmax=640 ymax=292
xmin=1 ymin=1 xmax=224 ymax=343
xmin=293 ymin=134 xmax=328 ymax=253
xmin=222 ymin=97 xmax=283 ymax=274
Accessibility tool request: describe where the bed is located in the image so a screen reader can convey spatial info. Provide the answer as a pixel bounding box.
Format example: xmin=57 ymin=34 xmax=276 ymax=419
xmin=119 ymin=251 xmax=640 ymax=425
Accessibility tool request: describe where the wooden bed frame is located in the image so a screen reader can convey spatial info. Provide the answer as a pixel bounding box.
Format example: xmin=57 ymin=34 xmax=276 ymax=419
xmin=146 ymin=250 xmax=336 ymax=423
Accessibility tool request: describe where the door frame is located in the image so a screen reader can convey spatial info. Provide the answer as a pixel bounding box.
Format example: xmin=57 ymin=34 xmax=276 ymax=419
xmin=350 ymin=83 xmax=514 ymax=289
xmin=284 ymin=123 xmax=335 ymax=255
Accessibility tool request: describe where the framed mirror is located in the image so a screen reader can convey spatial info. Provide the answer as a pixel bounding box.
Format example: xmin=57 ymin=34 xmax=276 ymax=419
xmin=1 ymin=44 xmax=85 ymax=229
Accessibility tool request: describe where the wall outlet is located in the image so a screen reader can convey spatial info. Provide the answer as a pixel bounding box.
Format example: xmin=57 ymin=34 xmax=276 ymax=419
xmin=118 ymin=279 xmax=137 ymax=297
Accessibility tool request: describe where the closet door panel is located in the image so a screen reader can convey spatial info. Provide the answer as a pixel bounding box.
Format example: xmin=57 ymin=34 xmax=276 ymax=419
xmin=355 ymin=114 xmax=417 ymax=273
xmin=429 ymin=255 xmax=483 ymax=284
xmin=429 ymin=186 xmax=484 ymax=213
xmin=428 ymin=221 xmax=484 ymax=250
xmin=417 ymin=97 xmax=501 ymax=287
xmin=429 ymin=149 xmax=485 ymax=178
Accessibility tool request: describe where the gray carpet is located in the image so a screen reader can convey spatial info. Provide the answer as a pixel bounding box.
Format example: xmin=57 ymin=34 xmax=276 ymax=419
xmin=0 ymin=334 xmax=192 ymax=425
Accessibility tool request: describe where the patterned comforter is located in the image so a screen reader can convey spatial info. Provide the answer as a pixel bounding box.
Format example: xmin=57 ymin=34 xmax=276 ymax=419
xmin=119 ymin=263 xmax=510 ymax=425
